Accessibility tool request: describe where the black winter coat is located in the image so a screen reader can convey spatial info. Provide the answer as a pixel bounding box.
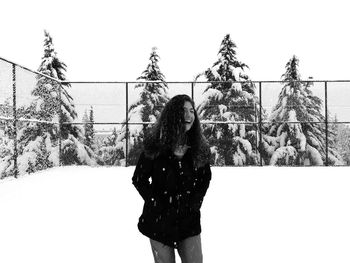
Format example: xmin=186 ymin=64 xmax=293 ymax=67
xmin=132 ymin=148 xmax=211 ymax=248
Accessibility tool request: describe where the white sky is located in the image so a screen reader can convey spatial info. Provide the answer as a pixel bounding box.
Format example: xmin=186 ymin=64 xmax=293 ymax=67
xmin=1 ymin=0 xmax=350 ymax=82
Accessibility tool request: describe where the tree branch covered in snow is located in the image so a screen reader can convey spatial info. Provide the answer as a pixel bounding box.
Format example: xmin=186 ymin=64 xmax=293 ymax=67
xmin=263 ymin=56 xmax=343 ymax=165
xmin=195 ymin=34 xmax=261 ymax=165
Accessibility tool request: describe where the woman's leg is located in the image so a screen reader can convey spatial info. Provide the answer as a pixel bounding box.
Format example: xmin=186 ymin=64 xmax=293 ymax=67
xmin=150 ymin=239 xmax=176 ymax=263
xmin=177 ymin=235 xmax=203 ymax=263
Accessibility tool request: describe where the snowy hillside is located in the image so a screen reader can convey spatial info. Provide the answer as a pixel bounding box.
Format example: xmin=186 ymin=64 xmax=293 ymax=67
xmin=1 ymin=166 xmax=350 ymax=263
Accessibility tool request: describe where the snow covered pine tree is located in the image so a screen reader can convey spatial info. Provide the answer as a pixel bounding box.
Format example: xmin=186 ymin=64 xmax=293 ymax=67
xmin=196 ymin=34 xmax=261 ymax=165
xmin=114 ymin=47 xmax=169 ymax=165
xmin=335 ymin=120 xmax=350 ymax=165
xmin=97 ymin=127 xmax=125 ymax=166
xmin=263 ymin=55 xmax=343 ymax=165
xmin=82 ymin=106 xmax=96 ymax=152
xmin=0 ymin=98 xmax=15 ymax=178
xmin=14 ymin=30 xmax=98 ymax=176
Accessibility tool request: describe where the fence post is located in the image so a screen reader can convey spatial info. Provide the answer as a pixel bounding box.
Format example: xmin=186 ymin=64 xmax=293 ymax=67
xmin=125 ymin=82 xmax=129 ymax=167
xmin=191 ymin=82 xmax=194 ymax=101
xmin=12 ymin=64 xmax=18 ymax=178
xmin=325 ymin=81 xmax=329 ymax=166
xmin=259 ymin=82 xmax=263 ymax=166
xmin=58 ymin=82 xmax=62 ymax=166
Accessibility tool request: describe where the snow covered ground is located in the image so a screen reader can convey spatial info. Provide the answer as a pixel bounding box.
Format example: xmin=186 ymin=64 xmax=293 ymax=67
xmin=0 ymin=166 xmax=350 ymax=263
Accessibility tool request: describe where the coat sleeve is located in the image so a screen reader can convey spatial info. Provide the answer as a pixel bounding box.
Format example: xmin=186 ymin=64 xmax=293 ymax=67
xmin=188 ymin=162 xmax=212 ymax=210
xmin=132 ymin=152 xmax=154 ymax=202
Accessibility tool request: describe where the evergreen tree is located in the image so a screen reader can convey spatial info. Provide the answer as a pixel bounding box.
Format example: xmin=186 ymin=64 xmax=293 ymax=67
xmin=0 ymin=98 xmax=14 ymax=177
xmin=0 ymin=98 xmax=16 ymax=141
xmin=335 ymin=121 xmax=350 ymax=165
xmin=82 ymin=110 xmax=89 ymax=132
xmin=82 ymin=106 xmax=95 ymax=151
xmin=14 ymin=30 xmax=98 ymax=176
xmin=196 ymin=34 xmax=260 ymax=165
xmin=117 ymin=47 xmax=169 ymax=165
xmin=0 ymin=94 xmax=15 ymax=177
xmin=263 ymin=56 xmax=342 ymax=165
xmin=0 ymin=98 xmax=13 ymax=120
xmin=97 ymin=127 xmax=125 ymax=166
xmin=0 ymin=117 xmax=13 ymax=178
xmin=37 ymin=31 xmax=81 ymax=140
xmin=327 ymin=113 xmax=341 ymax=164
xmin=133 ymin=47 xmax=169 ymax=125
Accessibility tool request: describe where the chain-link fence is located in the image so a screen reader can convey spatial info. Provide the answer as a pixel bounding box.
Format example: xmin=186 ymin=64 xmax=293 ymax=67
xmin=1 ymin=57 xmax=350 ymax=178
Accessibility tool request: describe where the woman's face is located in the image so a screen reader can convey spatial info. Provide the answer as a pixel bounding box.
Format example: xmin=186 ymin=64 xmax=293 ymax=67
xmin=183 ymin=101 xmax=195 ymax=131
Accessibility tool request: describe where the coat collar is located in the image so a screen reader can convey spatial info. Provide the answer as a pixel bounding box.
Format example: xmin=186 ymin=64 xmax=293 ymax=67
xmin=162 ymin=146 xmax=192 ymax=161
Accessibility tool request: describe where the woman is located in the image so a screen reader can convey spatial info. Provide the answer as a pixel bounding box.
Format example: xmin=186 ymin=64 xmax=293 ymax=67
xmin=132 ymin=94 xmax=212 ymax=263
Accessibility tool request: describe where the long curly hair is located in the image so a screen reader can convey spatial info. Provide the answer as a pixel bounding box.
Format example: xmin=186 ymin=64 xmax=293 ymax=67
xmin=143 ymin=94 xmax=210 ymax=168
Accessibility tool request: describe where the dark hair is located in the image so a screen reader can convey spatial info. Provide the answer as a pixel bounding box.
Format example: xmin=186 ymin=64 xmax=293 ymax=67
xmin=143 ymin=94 xmax=210 ymax=167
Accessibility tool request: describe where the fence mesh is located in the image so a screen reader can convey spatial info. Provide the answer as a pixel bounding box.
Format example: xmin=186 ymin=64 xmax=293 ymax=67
xmin=1 ymin=57 xmax=350 ymax=179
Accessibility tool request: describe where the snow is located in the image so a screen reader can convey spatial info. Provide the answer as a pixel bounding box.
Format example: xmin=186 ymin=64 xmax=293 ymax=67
xmin=61 ymin=106 xmax=74 ymax=122
xmin=197 ymin=89 xmax=224 ymax=119
xmin=232 ymin=82 xmax=242 ymax=92
xmin=236 ymin=137 xmax=252 ymax=155
xmin=222 ymin=111 xmax=233 ymax=120
xmin=282 ymin=96 xmax=288 ymax=107
xmin=1 ymin=166 xmax=350 ymax=263
xmin=279 ymin=131 xmax=288 ymax=147
xmin=17 ymin=136 xmax=42 ymax=174
xmin=0 ymin=116 xmax=13 ymax=121
xmin=0 ymin=155 xmax=12 ymax=176
xmin=233 ymin=151 xmax=244 ymax=165
xmin=129 ymin=104 xmax=143 ymax=124
xmin=276 ymin=123 xmax=285 ymax=136
xmin=210 ymin=146 xmax=219 ymax=164
xmin=306 ymin=144 xmax=323 ymax=165
xmin=239 ymin=123 xmax=245 ymax=137
xmin=228 ymin=123 xmax=238 ymax=134
xmin=210 ymin=66 xmax=221 ymax=80
xmin=218 ymin=104 xmax=227 ymax=116
xmin=216 ymin=130 xmax=222 ymax=139
xmin=297 ymin=130 xmax=307 ymax=152
xmin=35 ymin=98 xmax=44 ymax=112
xmin=74 ymin=137 xmax=97 ymax=166
xmin=309 ymin=135 xmax=320 ymax=147
xmin=67 ymin=134 xmax=97 ymax=166
xmin=241 ymin=90 xmax=253 ymax=100
xmin=288 ymin=110 xmax=297 ymax=122
xmin=270 ymin=146 xmax=297 ymax=165
xmin=149 ymin=115 xmax=156 ymax=123
xmin=16 ymin=117 xmax=55 ymax=124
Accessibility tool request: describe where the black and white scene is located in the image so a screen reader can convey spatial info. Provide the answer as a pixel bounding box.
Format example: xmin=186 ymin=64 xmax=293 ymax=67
xmin=1 ymin=0 xmax=350 ymax=262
